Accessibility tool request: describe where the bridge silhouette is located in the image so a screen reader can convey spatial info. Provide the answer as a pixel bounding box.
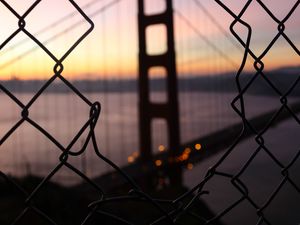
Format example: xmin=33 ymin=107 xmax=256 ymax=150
xmin=0 ymin=0 xmax=300 ymax=224
xmin=0 ymin=0 xmax=242 ymax=182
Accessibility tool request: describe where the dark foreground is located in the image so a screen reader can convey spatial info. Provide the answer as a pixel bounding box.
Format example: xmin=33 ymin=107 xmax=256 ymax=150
xmin=0 ymin=175 xmax=225 ymax=225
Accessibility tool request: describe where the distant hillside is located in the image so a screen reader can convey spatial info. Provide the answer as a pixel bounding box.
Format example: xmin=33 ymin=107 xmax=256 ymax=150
xmin=1 ymin=66 xmax=299 ymax=96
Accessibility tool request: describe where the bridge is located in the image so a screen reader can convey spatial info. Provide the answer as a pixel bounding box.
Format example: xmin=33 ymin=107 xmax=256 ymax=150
xmin=0 ymin=1 xmax=299 ymax=224
xmin=0 ymin=0 xmax=242 ymax=181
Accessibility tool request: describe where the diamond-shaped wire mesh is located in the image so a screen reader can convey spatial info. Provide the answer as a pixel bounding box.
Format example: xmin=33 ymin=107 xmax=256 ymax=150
xmin=177 ymin=0 xmax=300 ymax=224
xmin=0 ymin=0 xmax=299 ymax=225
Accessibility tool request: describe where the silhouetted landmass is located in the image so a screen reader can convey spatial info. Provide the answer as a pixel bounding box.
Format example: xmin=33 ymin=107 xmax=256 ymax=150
xmin=0 ymin=175 xmax=224 ymax=225
xmin=1 ymin=66 xmax=299 ymax=96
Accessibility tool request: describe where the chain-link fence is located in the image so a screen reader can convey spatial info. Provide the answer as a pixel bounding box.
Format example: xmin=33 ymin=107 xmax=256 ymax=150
xmin=0 ymin=0 xmax=299 ymax=224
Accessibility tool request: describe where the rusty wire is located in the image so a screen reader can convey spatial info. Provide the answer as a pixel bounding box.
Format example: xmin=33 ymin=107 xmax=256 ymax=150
xmin=0 ymin=0 xmax=299 ymax=224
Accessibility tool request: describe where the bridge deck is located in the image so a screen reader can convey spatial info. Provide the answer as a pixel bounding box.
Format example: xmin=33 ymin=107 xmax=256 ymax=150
xmin=76 ymin=101 xmax=300 ymax=192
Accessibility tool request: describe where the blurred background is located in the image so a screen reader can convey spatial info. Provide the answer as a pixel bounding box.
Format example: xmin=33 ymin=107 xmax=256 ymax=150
xmin=0 ymin=1 xmax=300 ymax=224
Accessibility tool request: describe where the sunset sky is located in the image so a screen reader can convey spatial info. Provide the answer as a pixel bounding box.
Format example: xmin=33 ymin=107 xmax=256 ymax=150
xmin=0 ymin=0 xmax=299 ymax=80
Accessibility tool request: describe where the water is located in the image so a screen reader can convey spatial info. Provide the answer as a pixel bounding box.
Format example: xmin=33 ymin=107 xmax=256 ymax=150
xmin=183 ymin=118 xmax=300 ymax=225
xmin=0 ymin=91 xmax=297 ymax=185
xmin=1 ymin=91 xmax=299 ymax=223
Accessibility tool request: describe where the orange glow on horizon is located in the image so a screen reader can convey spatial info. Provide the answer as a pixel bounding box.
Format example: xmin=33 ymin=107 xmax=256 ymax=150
xmin=0 ymin=1 xmax=299 ymax=80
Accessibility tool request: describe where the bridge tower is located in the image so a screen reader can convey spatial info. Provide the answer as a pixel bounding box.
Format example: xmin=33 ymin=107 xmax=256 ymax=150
xmin=138 ymin=0 xmax=181 ymax=186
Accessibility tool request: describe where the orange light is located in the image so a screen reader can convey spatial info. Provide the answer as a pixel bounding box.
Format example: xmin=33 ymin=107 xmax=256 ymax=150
xmin=127 ymin=156 xmax=134 ymax=163
xmin=175 ymin=147 xmax=192 ymax=162
xmin=158 ymin=145 xmax=166 ymax=152
xmin=155 ymin=160 xmax=162 ymax=167
xmin=132 ymin=151 xmax=139 ymax=158
xmin=195 ymin=143 xmax=202 ymax=151
xmin=187 ymin=163 xmax=194 ymax=170
xmin=184 ymin=147 xmax=192 ymax=154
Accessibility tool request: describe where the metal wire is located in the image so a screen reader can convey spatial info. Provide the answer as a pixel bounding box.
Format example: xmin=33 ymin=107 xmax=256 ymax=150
xmin=172 ymin=0 xmax=300 ymax=224
xmin=0 ymin=0 xmax=299 ymax=224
